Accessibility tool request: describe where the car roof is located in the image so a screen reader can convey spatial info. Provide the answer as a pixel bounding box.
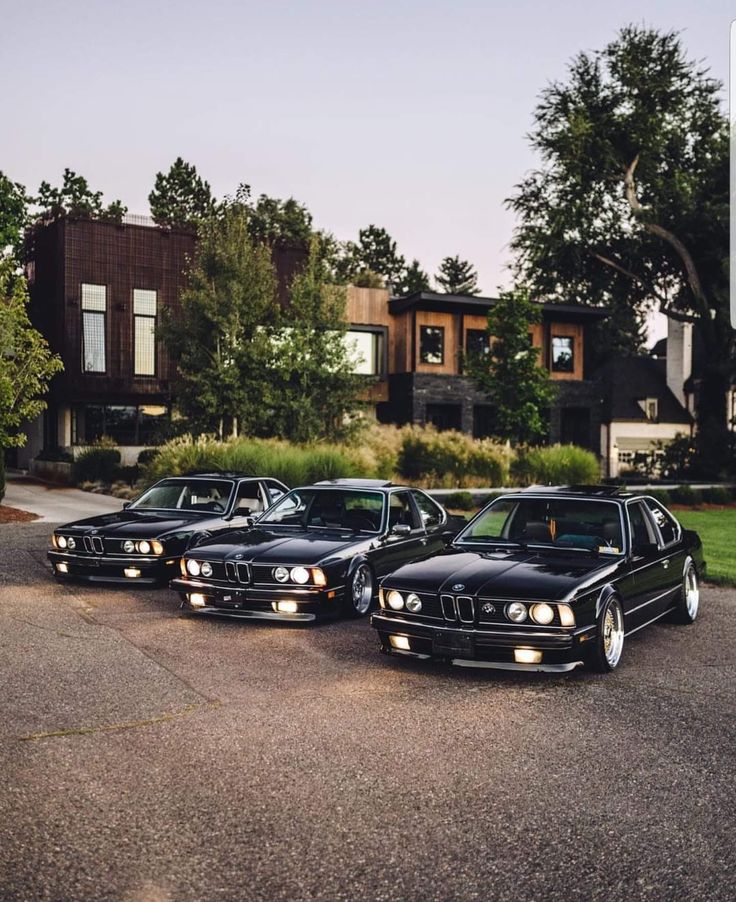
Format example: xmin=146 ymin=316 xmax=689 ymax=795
xmin=312 ymin=479 xmax=397 ymax=488
xmin=513 ymin=484 xmax=630 ymax=499
xmin=177 ymin=471 xmax=253 ymax=479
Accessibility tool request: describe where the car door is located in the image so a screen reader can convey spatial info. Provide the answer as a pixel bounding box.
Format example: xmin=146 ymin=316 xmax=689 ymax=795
xmin=410 ymin=490 xmax=448 ymax=556
xmin=372 ymin=490 xmax=428 ymax=578
xmin=626 ymin=499 xmax=671 ymax=630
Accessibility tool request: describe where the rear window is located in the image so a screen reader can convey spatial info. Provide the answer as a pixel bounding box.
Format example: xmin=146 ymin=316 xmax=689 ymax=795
xmin=644 ymin=499 xmax=679 ymax=546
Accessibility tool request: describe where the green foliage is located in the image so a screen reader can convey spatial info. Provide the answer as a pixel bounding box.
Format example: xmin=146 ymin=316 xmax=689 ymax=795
xmin=71 ymin=445 xmax=122 ymax=485
xmin=670 ymin=485 xmax=702 ymax=506
xmin=701 ymin=486 xmax=731 ymax=505
xmin=508 ymin=26 xmax=732 ymax=471
xmin=0 ymin=172 xmax=28 ymax=254
xmin=645 ymin=489 xmax=672 ymax=506
xmin=511 ymin=444 xmax=600 ymax=487
xmin=148 ymin=157 xmax=214 ymax=229
xmin=676 ymin=508 xmax=736 ymax=586
xmin=435 ymin=255 xmax=480 ymax=295
xmin=467 ymin=288 xmax=556 ymax=444
xmin=0 ymin=262 xmax=63 ymax=452
xmin=442 ymin=491 xmax=476 ymax=511
xmin=396 ymin=428 xmax=510 ymax=488
xmin=266 ymin=238 xmax=363 ymax=443
xmin=342 ymin=225 xmax=405 ymax=290
xmin=395 ymin=259 xmax=431 ymax=295
xmin=35 ymin=168 xmax=126 ymax=222
xmin=247 ymin=191 xmax=313 ymax=245
xmin=658 ymin=433 xmax=698 ymax=480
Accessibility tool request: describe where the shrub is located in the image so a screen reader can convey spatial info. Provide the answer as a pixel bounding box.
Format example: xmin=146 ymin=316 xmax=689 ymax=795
xmin=511 ymin=444 xmax=600 ymax=487
xmin=396 ymin=427 xmax=509 ymax=487
xmin=670 ymin=485 xmax=703 ymax=506
xmin=646 ymin=489 xmax=672 ymax=506
xmin=136 ymin=448 xmax=159 ymax=467
xmin=701 ymin=486 xmax=731 ymax=505
xmin=72 ymin=445 xmax=122 ymax=485
xmin=442 ymin=491 xmax=476 ymax=511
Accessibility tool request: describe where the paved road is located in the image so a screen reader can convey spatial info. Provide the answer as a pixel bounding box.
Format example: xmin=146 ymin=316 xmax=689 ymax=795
xmin=3 ymin=473 xmax=121 ymax=522
xmin=1 ymin=523 xmax=734 ymax=901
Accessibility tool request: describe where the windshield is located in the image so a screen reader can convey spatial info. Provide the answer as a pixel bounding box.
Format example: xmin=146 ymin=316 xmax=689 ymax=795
xmin=131 ymin=479 xmax=234 ymax=513
xmin=457 ymin=497 xmax=623 ymax=553
xmin=258 ymin=488 xmax=384 ymax=532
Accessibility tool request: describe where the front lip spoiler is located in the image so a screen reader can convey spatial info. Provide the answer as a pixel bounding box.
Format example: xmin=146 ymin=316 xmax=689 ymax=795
xmin=185 ymin=606 xmax=316 ymax=622
xmin=451 ymin=659 xmax=583 ymax=673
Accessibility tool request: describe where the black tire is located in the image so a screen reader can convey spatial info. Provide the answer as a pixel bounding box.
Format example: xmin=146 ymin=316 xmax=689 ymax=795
xmin=344 ymin=563 xmax=374 ymax=618
xmin=672 ymin=561 xmax=699 ymax=625
xmin=588 ymin=595 xmax=625 ymax=673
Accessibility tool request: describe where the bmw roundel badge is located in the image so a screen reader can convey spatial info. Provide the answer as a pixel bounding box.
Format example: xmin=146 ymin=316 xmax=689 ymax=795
xmin=482 ymin=602 xmax=496 ymax=615
xmin=452 ymin=583 xmax=465 ymax=591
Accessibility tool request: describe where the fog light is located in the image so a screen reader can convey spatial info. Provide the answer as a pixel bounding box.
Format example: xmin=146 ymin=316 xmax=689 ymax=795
xmin=389 ymin=635 xmax=411 ymax=651
xmin=387 ymin=590 xmax=404 ymax=611
xmin=189 ymin=593 xmax=207 ymax=608
xmin=291 ymin=566 xmax=309 ymax=584
xmin=406 ymin=593 xmax=422 ymax=613
xmin=56 ymin=562 xmax=69 ymax=574
xmin=530 ymin=603 xmax=555 ymax=625
xmin=514 ymin=648 xmax=543 ymax=664
xmin=275 ymin=600 xmax=298 ymax=614
xmin=124 ymin=567 xmax=141 ymax=578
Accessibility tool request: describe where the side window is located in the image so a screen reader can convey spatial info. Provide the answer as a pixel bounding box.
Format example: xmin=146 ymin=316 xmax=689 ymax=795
xmin=388 ymin=492 xmax=421 ymax=530
xmin=411 ymin=490 xmax=444 ymax=529
xmin=628 ymin=502 xmax=658 ymax=548
xmin=233 ymin=481 xmax=266 ymax=515
xmin=265 ymin=480 xmax=287 ymax=504
xmin=644 ymin=499 xmax=679 ymax=546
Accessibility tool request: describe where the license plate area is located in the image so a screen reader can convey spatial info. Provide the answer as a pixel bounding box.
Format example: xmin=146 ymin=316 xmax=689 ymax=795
xmin=433 ymin=631 xmax=474 ymax=657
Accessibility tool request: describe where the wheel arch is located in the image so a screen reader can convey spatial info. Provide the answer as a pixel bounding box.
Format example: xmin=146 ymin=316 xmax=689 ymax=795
xmin=594 ymin=583 xmax=621 ymax=620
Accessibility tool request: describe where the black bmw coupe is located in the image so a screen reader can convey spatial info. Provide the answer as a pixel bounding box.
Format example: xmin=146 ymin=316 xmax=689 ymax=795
xmin=48 ymin=473 xmax=289 ymax=584
xmin=372 ymin=486 xmax=705 ymax=673
xmin=171 ymin=479 xmax=457 ymax=621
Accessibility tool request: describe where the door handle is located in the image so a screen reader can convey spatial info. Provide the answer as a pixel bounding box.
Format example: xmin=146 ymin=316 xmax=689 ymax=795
xmin=661 ymin=559 xmax=670 ymax=569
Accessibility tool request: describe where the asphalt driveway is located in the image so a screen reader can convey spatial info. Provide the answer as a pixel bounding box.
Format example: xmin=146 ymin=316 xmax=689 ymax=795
xmin=1 ymin=522 xmax=734 ymax=901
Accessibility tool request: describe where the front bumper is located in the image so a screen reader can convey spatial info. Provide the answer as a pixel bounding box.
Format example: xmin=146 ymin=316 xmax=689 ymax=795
xmin=48 ymin=550 xmax=177 ymax=584
xmin=371 ymin=611 xmax=591 ymax=673
xmin=170 ymin=577 xmax=343 ymax=622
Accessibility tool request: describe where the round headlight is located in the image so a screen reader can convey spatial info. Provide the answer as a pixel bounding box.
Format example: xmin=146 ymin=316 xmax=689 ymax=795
xmin=67 ymin=537 xmax=76 ymax=550
xmin=138 ymin=540 xmax=151 ymax=555
xmin=57 ymin=535 xmax=68 ymax=549
xmin=186 ymin=559 xmax=201 ymax=577
xmin=274 ymin=566 xmax=290 ymax=583
xmin=387 ymin=590 xmax=404 ymax=611
xmin=405 ymin=593 xmax=422 ymax=613
xmin=123 ymin=540 xmax=135 ymax=553
xmin=200 ymin=561 xmax=213 ymax=578
xmin=291 ymin=566 xmax=310 ymax=584
xmin=506 ymin=601 xmax=528 ymax=623
xmin=530 ymin=603 xmax=555 ymax=625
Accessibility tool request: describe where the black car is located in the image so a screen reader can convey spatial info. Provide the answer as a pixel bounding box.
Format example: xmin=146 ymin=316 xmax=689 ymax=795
xmin=48 ymin=473 xmax=289 ymax=585
xmin=372 ymin=486 xmax=705 ymax=673
xmin=171 ymin=479 xmax=456 ymax=621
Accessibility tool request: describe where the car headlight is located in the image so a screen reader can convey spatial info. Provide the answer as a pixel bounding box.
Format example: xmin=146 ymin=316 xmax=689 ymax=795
xmin=405 ymin=593 xmax=422 ymax=613
xmin=558 ymin=604 xmax=576 ymax=627
xmin=151 ymin=540 xmax=164 ymax=555
xmin=67 ymin=537 xmax=76 ymax=550
xmin=291 ymin=566 xmax=310 ymax=584
xmin=387 ymin=590 xmax=404 ymax=611
xmin=530 ymin=603 xmax=555 ymax=625
xmin=138 ymin=540 xmax=151 ymax=555
xmin=274 ymin=566 xmax=290 ymax=583
xmin=312 ymin=568 xmax=327 ymax=587
xmin=200 ymin=561 xmax=213 ymax=578
xmin=123 ymin=540 xmax=135 ymax=553
xmin=505 ymin=601 xmax=527 ymax=623
xmin=57 ymin=535 xmax=68 ymax=549
xmin=186 ymin=559 xmax=201 ymax=577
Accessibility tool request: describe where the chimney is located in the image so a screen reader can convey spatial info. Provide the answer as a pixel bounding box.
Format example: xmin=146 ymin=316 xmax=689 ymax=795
xmin=666 ymin=319 xmax=692 ymax=407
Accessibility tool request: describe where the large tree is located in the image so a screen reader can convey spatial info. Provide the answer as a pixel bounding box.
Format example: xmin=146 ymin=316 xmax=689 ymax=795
xmin=466 ymin=288 xmax=556 ymax=444
xmin=0 ymin=173 xmax=28 ymax=254
xmin=354 ymin=225 xmax=405 ymax=290
xmin=247 ymin=192 xmax=313 ymax=246
xmin=395 ymin=259 xmax=431 ymax=296
xmin=148 ymin=157 xmax=214 ymax=229
xmin=35 ymin=168 xmax=126 ymax=222
xmin=435 ymin=255 xmax=480 ymax=295
xmin=267 ymin=239 xmax=363 ymax=443
xmin=0 ymin=260 xmax=63 ymax=497
xmin=160 ymin=197 xmax=279 ymax=439
xmin=507 ymin=26 xmax=732 ymax=472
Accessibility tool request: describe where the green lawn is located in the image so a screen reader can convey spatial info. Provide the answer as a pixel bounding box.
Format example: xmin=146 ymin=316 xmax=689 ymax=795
xmin=674 ymin=508 xmax=736 ymax=587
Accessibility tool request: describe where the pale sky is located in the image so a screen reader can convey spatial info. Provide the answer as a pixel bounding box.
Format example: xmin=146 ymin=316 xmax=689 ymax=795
xmin=2 ymin=1 xmax=731 ymax=342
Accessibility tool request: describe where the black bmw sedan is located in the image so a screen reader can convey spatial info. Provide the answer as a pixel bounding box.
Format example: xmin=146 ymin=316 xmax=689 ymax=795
xmin=372 ymin=486 xmax=705 ymax=673
xmin=171 ymin=479 xmax=456 ymax=621
xmin=48 ymin=473 xmax=288 ymax=585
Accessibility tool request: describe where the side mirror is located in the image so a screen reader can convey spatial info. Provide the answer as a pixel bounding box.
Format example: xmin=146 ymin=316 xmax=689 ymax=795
xmin=122 ymin=501 xmax=131 ymax=510
xmin=389 ymin=523 xmax=412 ymax=539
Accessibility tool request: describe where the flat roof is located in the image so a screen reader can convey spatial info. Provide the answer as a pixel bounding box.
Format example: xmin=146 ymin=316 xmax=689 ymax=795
xmin=388 ymin=291 xmax=610 ymax=320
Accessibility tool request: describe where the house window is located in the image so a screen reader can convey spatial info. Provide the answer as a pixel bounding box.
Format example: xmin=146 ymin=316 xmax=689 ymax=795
xmin=420 ymin=326 xmax=444 ymax=365
xmin=81 ymin=283 xmax=107 ymax=373
xmin=73 ymin=403 xmax=169 ymax=445
xmin=466 ymin=329 xmax=488 ymax=357
xmin=346 ymin=329 xmax=384 ymax=375
xmin=551 ymin=335 xmax=574 ymax=372
xmin=134 ymin=289 xmax=157 ymax=376
xmin=425 ymin=403 xmax=461 ymax=431
xmin=645 ymin=398 xmax=658 ymax=422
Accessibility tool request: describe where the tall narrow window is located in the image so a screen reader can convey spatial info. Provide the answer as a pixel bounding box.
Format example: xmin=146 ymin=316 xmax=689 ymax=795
xmin=551 ymin=335 xmax=574 ymax=372
xmin=134 ymin=289 xmax=157 ymax=376
xmin=420 ymin=326 xmax=444 ymax=364
xmin=81 ymin=283 xmax=107 ymax=373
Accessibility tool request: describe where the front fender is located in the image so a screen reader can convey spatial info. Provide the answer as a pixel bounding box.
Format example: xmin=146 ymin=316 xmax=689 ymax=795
xmin=594 ymin=584 xmax=620 ymax=620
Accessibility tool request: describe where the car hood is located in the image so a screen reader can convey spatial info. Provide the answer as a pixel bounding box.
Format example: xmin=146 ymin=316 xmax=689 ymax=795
xmin=189 ymin=527 xmax=370 ymax=566
xmin=58 ymin=509 xmax=213 ymax=538
xmin=384 ymin=547 xmax=622 ymax=601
